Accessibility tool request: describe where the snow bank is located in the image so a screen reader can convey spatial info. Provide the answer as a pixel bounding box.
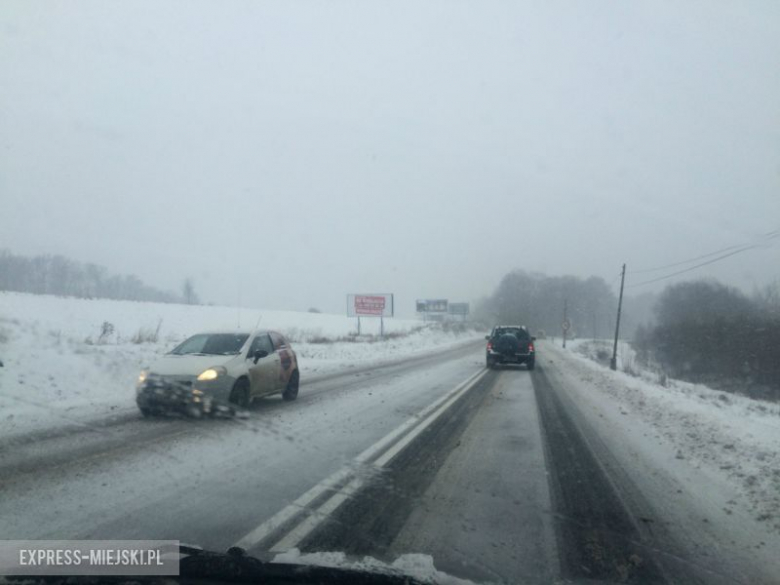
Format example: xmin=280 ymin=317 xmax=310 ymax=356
xmin=0 ymin=292 xmax=479 ymax=441
xmin=545 ymin=340 xmax=780 ymax=536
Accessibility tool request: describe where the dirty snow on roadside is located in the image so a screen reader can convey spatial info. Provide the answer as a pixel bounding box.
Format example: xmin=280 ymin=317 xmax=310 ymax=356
xmin=556 ymin=338 xmax=780 ymax=535
xmin=0 ymin=292 xmax=479 ymax=441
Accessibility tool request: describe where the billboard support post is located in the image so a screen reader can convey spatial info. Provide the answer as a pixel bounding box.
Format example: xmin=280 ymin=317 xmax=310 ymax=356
xmin=347 ymin=294 xmax=393 ymax=336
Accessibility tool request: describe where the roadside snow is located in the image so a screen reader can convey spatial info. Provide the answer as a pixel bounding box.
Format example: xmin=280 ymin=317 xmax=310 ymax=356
xmin=0 ymin=292 xmax=479 ymax=441
xmin=540 ymin=340 xmax=780 ymax=582
xmin=543 ymin=339 xmax=780 ymax=542
xmin=295 ymin=327 xmax=473 ymax=377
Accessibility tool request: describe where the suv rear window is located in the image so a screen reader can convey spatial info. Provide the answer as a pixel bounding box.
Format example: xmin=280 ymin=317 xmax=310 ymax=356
xmin=493 ymin=328 xmax=530 ymax=340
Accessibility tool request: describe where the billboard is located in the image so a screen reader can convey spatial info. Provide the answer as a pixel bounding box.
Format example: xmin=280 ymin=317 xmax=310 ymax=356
xmin=448 ymin=302 xmax=470 ymax=316
xmin=347 ymin=294 xmax=394 ymax=317
xmin=416 ymin=299 xmax=448 ymax=313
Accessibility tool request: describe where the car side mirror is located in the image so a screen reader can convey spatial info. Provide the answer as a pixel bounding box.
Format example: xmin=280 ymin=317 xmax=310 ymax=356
xmin=532 ymin=336 xmax=537 ymax=341
xmin=251 ymin=349 xmax=269 ymax=364
xmin=485 ymin=335 xmax=490 ymax=340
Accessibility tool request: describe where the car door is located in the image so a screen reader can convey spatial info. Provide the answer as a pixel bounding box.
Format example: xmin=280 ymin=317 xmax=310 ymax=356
xmin=246 ymin=333 xmax=280 ymax=398
xmin=270 ymin=331 xmax=294 ymax=389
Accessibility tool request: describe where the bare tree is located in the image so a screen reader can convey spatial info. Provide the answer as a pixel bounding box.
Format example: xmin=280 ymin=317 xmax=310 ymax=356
xmin=0 ymin=250 xmax=181 ymax=303
xmin=484 ymin=270 xmax=617 ymax=337
xmin=182 ymin=278 xmax=199 ymax=305
xmin=643 ymin=279 xmax=780 ymax=400
xmin=753 ymin=281 xmax=780 ymax=318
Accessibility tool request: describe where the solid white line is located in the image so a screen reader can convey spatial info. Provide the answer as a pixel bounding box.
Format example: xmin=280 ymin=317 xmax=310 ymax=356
xmin=268 ymin=476 xmax=366 ymax=553
xmin=372 ymin=371 xmax=482 ymax=468
xmin=233 ymin=367 xmax=488 ymax=552
xmin=233 ymin=467 xmax=352 ymax=550
xmin=271 ymin=370 xmax=487 ymax=553
xmin=269 ymin=368 xmax=488 ymax=551
xmin=354 ymin=367 xmax=487 ymax=465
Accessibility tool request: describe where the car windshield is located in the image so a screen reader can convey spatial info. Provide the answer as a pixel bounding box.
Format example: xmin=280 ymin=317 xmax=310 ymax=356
xmin=170 ymin=334 xmax=249 ymax=356
xmin=1 ymin=3 xmax=778 ymax=585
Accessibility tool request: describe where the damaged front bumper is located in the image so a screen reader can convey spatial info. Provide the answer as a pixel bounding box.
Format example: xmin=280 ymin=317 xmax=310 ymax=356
xmin=136 ymin=376 xmax=245 ymax=418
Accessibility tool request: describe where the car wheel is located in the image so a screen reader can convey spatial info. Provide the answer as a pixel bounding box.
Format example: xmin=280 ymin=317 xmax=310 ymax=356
xmin=230 ymin=378 xmax=251 ymax=408
xmin=139 ymin=407 xmax=153 ymax=418
xmin=486 ymin=357 xmax=494 ymax=369
xmin=527 ymin=360 xmax=535 ymax=371
xmin=283 ymin=370 xmax=300 ymax=401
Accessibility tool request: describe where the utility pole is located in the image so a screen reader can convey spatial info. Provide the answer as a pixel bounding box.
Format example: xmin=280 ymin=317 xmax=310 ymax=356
xmin=563 ymin=299 xmax=568 ymax=349
xmin=610 ymin=263 xmax=626 ymax=371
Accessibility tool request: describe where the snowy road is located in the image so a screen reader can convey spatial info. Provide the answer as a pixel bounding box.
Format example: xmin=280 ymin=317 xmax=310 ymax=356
xmin=1 ymin=341 xmax=776 ymax=584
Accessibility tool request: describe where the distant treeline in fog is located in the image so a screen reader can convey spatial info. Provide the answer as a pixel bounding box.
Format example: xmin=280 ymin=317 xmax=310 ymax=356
xmin=475 ymin=269 xmax=780 ymax=400
xmin=0 ymin=250 xmax=188 ymax=304
xmin=472 ymin=270 xmax=620 ymax=338
xmin=635 ymin=280 xmax=780 ymax=400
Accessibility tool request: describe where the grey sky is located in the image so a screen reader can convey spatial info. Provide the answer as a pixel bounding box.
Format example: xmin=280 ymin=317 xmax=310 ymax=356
xmin=2 ymin=1 xmax=779 ymax=316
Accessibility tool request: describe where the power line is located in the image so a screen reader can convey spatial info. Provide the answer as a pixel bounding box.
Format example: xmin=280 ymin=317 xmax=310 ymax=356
xmin=628 ymin=243 xmax=747 ymax=274
xmin=626 ymin=239 xmax=776 ymax=288
xmin=628 ymin=229 xmax=780 ymax=274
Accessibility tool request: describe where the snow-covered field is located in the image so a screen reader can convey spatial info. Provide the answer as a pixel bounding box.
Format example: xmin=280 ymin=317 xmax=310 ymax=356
xmin=0 ymin=292 xmax=479 ymax=441
xmin=550 ymin=339 xmax=780 ymax=537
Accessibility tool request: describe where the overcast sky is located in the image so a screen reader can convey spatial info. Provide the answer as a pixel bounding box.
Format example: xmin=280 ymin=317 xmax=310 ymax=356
xmin=2 ymin=1 xmax=779 ymax=316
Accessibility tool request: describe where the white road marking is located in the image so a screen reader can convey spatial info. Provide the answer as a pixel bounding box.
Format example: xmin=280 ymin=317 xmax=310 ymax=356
xmin=233 ymin=367 xmax=488 ymax=552
xmin=233 ymin=467 xmax=353 ymax=550
xmin=269 ymin=475 xmax=366 ymax=553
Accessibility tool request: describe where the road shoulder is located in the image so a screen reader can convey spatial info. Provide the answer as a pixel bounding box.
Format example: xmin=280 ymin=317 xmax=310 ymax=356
xmin=538 ymin=341 xmax=779 ymax=584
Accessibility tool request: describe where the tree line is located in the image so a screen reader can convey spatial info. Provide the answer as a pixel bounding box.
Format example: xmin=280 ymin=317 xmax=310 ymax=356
xmin=634 ymin=280 xmax=780 ymax=400
xmin=0 ymin=250 xmax=199 ymax=305
xmin=474 ymin=268 xmax=780 ymax=400
xmin=472 ymin=270 xmax=618 ymax=338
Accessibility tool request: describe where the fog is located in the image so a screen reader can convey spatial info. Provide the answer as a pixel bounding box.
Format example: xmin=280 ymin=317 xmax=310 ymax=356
xmin=2 ymin=1 xmax=778 ymax=316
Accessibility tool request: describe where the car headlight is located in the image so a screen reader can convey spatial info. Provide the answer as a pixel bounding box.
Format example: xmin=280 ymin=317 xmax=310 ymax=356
xmin=197 ymin=367 xmax=226 ymax=381
xmin=137 ymin=369 xmax=150 ymax=384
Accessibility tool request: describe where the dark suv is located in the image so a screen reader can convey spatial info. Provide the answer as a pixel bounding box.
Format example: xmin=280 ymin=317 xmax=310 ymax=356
xmin=485 ymin=325 xmax=536 ymax=370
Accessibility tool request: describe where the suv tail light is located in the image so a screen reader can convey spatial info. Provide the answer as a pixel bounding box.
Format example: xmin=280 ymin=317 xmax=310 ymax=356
xmin=528 ymin=342 xmax=535 ymax=352
xmin=487 ymin=341 xmax=493 ymax=350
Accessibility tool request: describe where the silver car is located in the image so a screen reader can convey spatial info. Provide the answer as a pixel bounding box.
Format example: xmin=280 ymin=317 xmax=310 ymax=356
xmin=136 ymin=329 xmax=300 ymax=417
